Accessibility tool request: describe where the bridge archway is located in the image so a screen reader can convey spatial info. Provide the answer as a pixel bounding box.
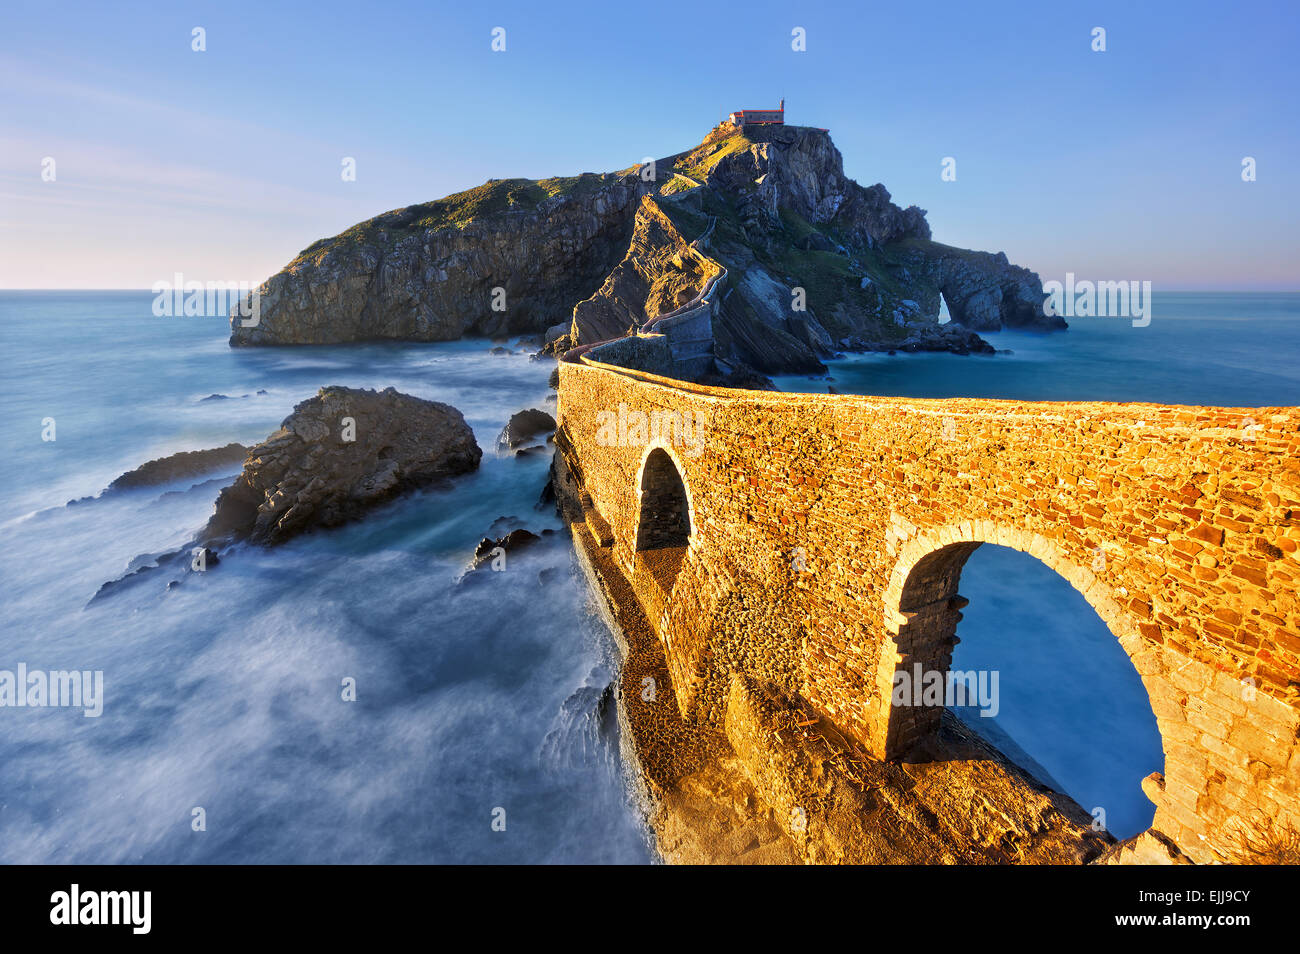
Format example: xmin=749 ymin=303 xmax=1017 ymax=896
xmin=875 ymin=525 xmax=1170 ymax=812
xmin=633 ymin=444 xmax=694 ymax=588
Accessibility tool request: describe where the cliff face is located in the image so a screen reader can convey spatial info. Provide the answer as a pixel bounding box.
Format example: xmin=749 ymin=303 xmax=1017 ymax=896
xmin=677 ymin=123 xmax=931 ymax=248
xmin=568 ymin=195 xmax=721 ymax=346
xmin=655 ymin=124 xmax=1062 ymax=377
xmin=230 ymin=175 xmax=648 ymax=345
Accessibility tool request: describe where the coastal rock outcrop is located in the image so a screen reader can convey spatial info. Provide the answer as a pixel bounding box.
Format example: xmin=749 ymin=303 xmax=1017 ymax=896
xmin=201 ymin=386 xmax=481 ymax=545
xmin=896 ymin=323 xmax=997 ymax=355
xmin=675 ymin=123 xmax=931 ymax=248
xmin=468 ymin=528 xmax=541 ymax=571
xmin=498 ymin=408 xmax=556 ymax=450
xmin=895 ymin=241 xmax=1066 ymax=332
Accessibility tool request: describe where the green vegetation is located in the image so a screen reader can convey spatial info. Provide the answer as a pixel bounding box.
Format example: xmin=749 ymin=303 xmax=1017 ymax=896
xmin=675 ymin=130 xmax=753 ymax=183
xmin=656 ymin=198 xmax=712 ymax=244
xmin=776 ymin=207 xmax=819 ymax=247
xmin=659 ymin=173 xmax=701 ymax=196
xmin=290 ymin=173 xmax=616 ymax=267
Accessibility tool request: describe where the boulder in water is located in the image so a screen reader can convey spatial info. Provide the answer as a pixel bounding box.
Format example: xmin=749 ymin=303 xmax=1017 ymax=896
xmin=201 ymin=386 xmax=481 ymax=546
xmin=497 ymin=408 xmax=556 ymax=450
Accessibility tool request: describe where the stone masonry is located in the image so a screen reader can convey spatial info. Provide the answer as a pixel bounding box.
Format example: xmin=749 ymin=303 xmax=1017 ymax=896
xmin=556 ymin=355 xmax=1300 ymax=864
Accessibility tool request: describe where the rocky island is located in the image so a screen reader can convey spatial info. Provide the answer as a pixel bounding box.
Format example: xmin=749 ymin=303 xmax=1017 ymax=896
xmin=230 ymin=122 xmax=1063 ymax=381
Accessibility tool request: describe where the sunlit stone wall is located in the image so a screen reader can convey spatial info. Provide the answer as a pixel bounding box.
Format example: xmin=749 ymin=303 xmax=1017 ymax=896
xmin=556 ymin=357 xmax=1300 ymax=863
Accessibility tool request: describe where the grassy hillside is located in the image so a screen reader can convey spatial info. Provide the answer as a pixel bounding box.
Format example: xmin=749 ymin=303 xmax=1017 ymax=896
xmin=290 ymin=173 xmax=619 ymax=267
xmin=673 ymin=128 xmax=754 ymax=183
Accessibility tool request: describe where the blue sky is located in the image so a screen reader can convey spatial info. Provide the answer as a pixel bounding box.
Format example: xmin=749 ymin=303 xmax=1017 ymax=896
xmin=1 ymin=0 xmax=1297 ymax=289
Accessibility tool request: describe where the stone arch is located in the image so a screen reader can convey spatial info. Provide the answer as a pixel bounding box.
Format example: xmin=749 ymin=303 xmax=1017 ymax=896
xmin=873 ymin=523 xmax=1171 ymax=789
xmin=634 ymin=442 xmax=695 ymax=551
xmin=632 ymin=443 xmax=694 ymax=595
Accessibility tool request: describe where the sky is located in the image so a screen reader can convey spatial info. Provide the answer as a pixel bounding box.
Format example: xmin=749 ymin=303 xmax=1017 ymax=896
xmin=1 ymin=0 xmax=1297 ymax=290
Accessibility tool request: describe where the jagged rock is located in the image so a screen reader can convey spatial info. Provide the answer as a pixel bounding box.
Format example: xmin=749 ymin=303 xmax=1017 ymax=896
xmin=463 ymin=527 xmax=543 ymax=577
xmin=711 ymin=269 xmax=826 ymax=375
xmin=680 ymin=124 xmax=930 ymax=247
xmin=569 ymin=196 xmax=720 ymax=346
xmin=897 ymin=242 xmax=1065 ymax=332
xmin=104 ymin=443 xmax=249 ymax=493
xmin=498 ymin=408 xmax=556 ymax=449
xmin=201 ymin=386 xmax=480 ymax=545
xmin=477 ymin=528 xmax=539 ymax=559
xmin=653 ymin=124 xmax=1056 ymax=374
xmin=89 ymin=547 xmax=191 ymax=604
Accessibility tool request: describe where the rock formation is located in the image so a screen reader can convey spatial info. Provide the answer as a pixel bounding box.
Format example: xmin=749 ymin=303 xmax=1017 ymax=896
xmin=229 ymin=122 xmax=1064 ymax=377
xmin=678 ymin=122 xmax=932 ymax=249
xmin=201 ymin=387 xmax=480 ymax=545
xmin=564 ymin=196 xmax=722 ymax=348
xmin=894 ymin=241 xmax=1066 ymax=332
xmin=497 ymin=408 xmax=556 ymax=450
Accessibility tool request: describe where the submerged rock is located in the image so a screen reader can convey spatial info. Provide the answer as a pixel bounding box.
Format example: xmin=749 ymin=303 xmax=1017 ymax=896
xmin=460 ymin=526 xmax=545 ymax=582
xmin=201 ymin=386 xmax=481 ymax=546
xmin=474 ymin=527 xmax=541 ymax=562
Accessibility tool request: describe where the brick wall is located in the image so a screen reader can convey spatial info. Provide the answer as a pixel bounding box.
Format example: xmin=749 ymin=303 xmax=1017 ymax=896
xmin=556 ymin=357 xmax=1300 ymax=863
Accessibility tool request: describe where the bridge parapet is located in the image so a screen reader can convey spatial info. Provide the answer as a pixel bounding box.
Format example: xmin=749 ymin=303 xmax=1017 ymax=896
xmin=556 ymin=357 xmax=1300 ymax=863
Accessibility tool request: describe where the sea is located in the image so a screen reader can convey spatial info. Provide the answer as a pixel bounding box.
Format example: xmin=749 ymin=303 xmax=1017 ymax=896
xmin=1 ymin=290 xmax=1296 ymax=860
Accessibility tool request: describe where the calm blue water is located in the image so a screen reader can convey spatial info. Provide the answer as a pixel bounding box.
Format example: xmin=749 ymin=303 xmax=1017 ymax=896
xmin=775 ymin=293 xmax=1300 ymax=406
xmin=777 ymin=292 xmax=1300 ymax=840
xmin=0 ymin=291 xmax=653 ymax=864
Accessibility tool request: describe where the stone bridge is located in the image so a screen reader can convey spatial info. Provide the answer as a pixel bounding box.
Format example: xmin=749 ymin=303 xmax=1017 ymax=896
xmin=555 ymin=355 xmax=1300 ymax=864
